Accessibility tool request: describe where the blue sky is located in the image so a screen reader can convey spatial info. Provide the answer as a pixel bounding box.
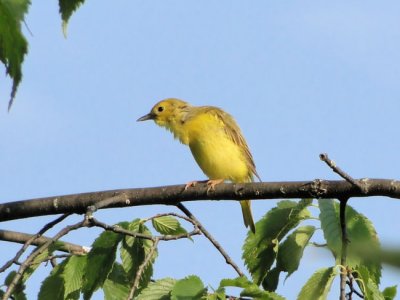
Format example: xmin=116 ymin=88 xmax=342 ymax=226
xmin=1 ymin=1 xmax=400 ymax=299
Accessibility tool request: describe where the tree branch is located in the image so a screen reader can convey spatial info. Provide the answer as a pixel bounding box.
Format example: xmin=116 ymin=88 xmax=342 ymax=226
xmin=1 ymin=179 xmax=400 ymax=222
xmin=0 ymin=229 xmax=88 ymax=254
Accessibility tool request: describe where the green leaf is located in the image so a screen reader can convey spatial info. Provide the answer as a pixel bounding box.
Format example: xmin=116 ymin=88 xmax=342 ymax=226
xmin=136 ymin=277 xmax=177 ymax=300
xmin=103 ymin=263 xmax=130 ymax=300
xmin=318 ymin=199 xmax=381 ymax=284
xmin=206 ymin=287 xmax=226 ymax=300
xmin=356 ymin=266 xmax=384 ymax=300
xmin=243 ymin=199 xmax=312 ymax=284
xmin=171 ymin=275 xmax=206 ymax=300
xmin=219 ymin=276 xmax=252 ymax=288
xmin=58 ymin=0 xmax=85 ymax=36
xmin=38 ymin=261 xmax=66 ymax=300
xmin=262 ymin=267 xmax=281 ymax=292
xmin=119 ymin=220 xmax=156 ymax=296
xmin=277 ymin=225 xmax=316 ymax=277
xmin=241 ymin=285 xmax=285 ymax=300
xmin=297 ymin=267 xmax=336 ymax=300
xmin=62 ymin=255 xmax=87 ymax=299
xmin=382 ymin=285 xmax=397 ymax=300
xmin=152 ymin=216 xmax=188 ymax=236
xmin=0 ymin=0 xmax=30 ymax=109
xmin=318 ymin=199 xmax=341 ymax=258
xmin=82 ymin=230 xmax=123 ymax=300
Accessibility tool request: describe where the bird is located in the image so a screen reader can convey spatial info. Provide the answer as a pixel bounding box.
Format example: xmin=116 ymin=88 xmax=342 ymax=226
xmin=137 ymin=98 xmax=261 ymax=233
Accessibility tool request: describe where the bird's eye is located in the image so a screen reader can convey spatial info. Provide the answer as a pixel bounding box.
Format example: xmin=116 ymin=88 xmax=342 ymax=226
xmin=157 ymin=106 xmax=164 ymax=112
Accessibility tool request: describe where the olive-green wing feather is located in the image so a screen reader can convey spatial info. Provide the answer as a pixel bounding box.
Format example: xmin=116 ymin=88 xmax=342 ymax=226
xmin=198 ymin=106 xmax=261 ymax=182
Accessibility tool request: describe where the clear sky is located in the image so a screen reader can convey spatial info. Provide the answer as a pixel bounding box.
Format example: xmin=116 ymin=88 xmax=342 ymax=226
xmin=1 ymin=1 xmax=400 ymax=299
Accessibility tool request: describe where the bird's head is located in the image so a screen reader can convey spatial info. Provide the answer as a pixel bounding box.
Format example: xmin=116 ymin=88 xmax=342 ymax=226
xmin=137 ymin=98 xmax=190 ymax=128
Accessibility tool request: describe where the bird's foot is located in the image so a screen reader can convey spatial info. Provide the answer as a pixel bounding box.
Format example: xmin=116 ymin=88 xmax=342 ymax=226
xmin=206 ymin=179 xmax=225 ymax=192
xmin=184 ymin=180 xmax=208 ymax=191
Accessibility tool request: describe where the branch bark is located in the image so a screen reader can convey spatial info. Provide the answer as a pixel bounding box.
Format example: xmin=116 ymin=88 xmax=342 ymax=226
xmin=1 ymin=179 xmax=400 ymax=221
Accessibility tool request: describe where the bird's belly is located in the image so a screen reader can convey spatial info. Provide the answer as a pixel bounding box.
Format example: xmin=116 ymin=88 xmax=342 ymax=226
xmin=189 ymin=138 xmax=250 ymax=182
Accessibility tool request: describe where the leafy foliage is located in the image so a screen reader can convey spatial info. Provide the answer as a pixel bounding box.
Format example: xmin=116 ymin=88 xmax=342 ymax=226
xmin=119 ymin=219 xmax=156 ymax=296
xmin=297 ymin=267 xmax=336 ymax=300
xmin=170 ymin=275 xmax=207 ymax=300
xmin=0 ymin=0 xmax=30 ymax=109
xmin=81 ymin=230 xmax=123 ymax=299
xmin=136 ymin=277 xmax=176 ymax=300
xmin=103 ymin=263 xmax=130 ymax=300
xmin=20 ymin=198 xmax=390 ymax=299
xmin=319 ymin=199 xmax=381 ymax=283
xmin=243 ymin=199 xmax=313 ymax=284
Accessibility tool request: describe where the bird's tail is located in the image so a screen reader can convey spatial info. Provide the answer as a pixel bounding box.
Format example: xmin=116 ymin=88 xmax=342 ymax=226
xmin=240 ymin=200 xmax=255 ymax=233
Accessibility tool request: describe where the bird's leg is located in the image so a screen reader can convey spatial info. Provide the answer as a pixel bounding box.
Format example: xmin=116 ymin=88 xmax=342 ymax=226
xmin=206 ymin=179 xmax=225 ymax=192
xmin=184 ymin=180 xmax=208 ymax=191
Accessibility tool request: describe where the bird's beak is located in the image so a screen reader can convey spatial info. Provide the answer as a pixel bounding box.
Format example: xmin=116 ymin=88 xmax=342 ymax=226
xmin=137 ymin=112 xmax=155 ymax=122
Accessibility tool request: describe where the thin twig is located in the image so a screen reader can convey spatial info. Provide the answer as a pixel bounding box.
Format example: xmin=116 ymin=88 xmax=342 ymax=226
xmin=176 ymin=203 xmax=244 ymax=277
xmin=88 ymin=217 xmax=200 ymax=241
xmin=319 ymin=153 xmax=365 ymax=192
xmin=2 ymin=219 xmax=86 ymax=300
xmin=347 ymin=274 xmax=364 ymax=299
xmin=127 ymin=238 xmax=159 ymax=300
xmin=0 ymin=213 xmax=71 ymax=274
xmin=339 ymin=198 xmax=349 ymax=300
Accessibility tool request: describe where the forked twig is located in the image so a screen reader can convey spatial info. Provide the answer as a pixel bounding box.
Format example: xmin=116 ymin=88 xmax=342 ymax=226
xmin=2 ymin=219 xmax=86 ymax=300
xmin=0 ymin=213 xmax=71 ymax=274
xmin=319 ymin=153 xmax=365 ymax=192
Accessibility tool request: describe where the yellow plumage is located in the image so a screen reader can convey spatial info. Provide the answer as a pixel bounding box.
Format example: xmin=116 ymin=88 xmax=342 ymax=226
xmin=138 ymin=98 xmax=260 ymax=233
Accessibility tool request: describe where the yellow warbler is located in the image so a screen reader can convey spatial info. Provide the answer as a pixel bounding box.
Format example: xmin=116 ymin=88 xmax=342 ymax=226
xmin=138 ymin=98 xmax=260 ymax=233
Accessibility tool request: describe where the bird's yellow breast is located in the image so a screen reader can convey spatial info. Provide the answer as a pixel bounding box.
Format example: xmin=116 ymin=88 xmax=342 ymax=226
xmin=183 ymin=113 xmax=251 ymax=182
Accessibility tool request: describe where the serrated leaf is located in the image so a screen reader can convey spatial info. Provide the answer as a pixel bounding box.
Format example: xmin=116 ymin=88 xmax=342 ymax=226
xmin=82 ymin=230 xmax=123 ymax=300
xmin=62 ymin=255 xmax=87 ymax=299
xmin=119 ymin=220 xmax=156 ymax=296
xmin=103 ymin=263 xmax=130 ymax=300
xmin=152 ymin=216 xmax=188 ymax=236
xmin=243 ymin=199 xmax=312 ymax=284
xmin=171 ymin=275 xmax=206 ymax=300
xmin=356 ymin=266 xmax=384 ymax=300
xmin=382 ymin=285 xmax=397 ymax=300
xmin=297 ymin=267 xmax=336 ymax=300
xmin=318 ymin=199 xmax=381 ymax=284
xmin=0 ymin=0 xmax=30 ymax=109
xmin=38 ymin=261 xmax=67 ymax=300
xmin=277 ymin=225 xmax=316 ymax=277
xmin=58 ymin=0 xmax=85 ymax=36
xmin=136 ymin=277 xmax=176 ymax=300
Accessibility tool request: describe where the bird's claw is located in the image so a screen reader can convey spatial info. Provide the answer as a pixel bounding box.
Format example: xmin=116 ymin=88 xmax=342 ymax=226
xmin=184 ymin=181 xmax=198 ymax=191
xmin=206 ymin=179 xmax=225 ymax=193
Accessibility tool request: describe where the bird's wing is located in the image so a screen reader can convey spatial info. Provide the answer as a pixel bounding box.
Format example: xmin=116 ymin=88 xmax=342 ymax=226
xmin=200 ymin=106 xmax=261 ymax=182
